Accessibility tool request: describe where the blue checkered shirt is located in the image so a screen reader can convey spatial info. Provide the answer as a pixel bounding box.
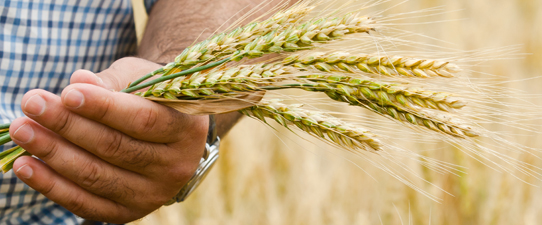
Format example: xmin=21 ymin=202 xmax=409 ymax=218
xmin=0 ymin=0 xmax=158 ymax=224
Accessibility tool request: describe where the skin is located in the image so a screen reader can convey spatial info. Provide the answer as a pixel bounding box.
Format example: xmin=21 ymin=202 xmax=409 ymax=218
xmin=8 ymin=0 xmax=296 ymax=223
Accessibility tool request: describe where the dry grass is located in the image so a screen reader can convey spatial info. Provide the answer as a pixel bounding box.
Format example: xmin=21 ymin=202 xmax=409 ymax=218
xmin=130 ymin=0 xmax=542 ymax=224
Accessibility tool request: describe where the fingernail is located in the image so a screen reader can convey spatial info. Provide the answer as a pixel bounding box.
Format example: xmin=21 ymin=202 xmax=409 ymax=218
xmin=92 ymin=72 xmax=110 ymax=89
xmin=64 ymin=89 xmax=85 ymax=108
xmin=16 ymin=164 xmax=33 ymax=179
xmin=12 ymin=123 xmax=34 ymax=143
xmin=24 ymin=95 xmax=46 ymax=116
xmin=93 ymin=73 xmax=105 ymax=86
xmin=96 ymin=76 xmax=104 ymax=86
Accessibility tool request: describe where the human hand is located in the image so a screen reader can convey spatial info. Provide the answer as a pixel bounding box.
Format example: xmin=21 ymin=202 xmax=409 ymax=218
xmin=9 ymin=57 xmax=208 ymax=223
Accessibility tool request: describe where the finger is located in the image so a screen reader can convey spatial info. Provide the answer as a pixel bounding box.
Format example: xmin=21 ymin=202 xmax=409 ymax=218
xmin=12 ymin=156 xmax=139 ymax=224
xmin=60 ymin=83 xmax=209 ymax=144
xmin=96 ymin=57 xmax=163 ymax=91
xmin=19 ymin=89 xmax=169 ymax=173
xmin=69 ymin=69 xmax=107 ymax=88
xmin=9 ymin=117 xmax=174 ymax=205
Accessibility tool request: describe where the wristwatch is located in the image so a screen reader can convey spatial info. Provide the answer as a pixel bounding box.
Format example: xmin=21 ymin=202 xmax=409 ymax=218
xmin=164 ymin=115 xmax=220 ymax=205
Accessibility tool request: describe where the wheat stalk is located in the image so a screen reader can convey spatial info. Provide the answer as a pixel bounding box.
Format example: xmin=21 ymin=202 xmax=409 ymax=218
xmin=284 ymin=51 xmax=461 ymax=78
xmin=0 ymin=133 xmax=11 ymax=146
xmin=240 ymin=99 xmax=382 ymax=152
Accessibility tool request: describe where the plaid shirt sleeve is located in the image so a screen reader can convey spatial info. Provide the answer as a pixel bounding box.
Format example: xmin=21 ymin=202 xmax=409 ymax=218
xmin=0 ymin=0 xmax=158 ymax=224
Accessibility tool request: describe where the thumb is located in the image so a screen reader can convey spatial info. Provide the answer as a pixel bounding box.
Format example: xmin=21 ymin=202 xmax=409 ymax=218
xmin=70 ymin=69 xmax=108 ymax=88
xmin=70 ymin=57 xmax=163 ymax=91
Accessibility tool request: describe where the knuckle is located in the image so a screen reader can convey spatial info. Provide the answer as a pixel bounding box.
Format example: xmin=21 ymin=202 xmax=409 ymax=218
xmin=118 ymin=180 xmax=136 ymax=199
xmin=65 ymin=192 xmax=88 ymax=216
xmin=95 ymin=95 xmax=114 ymax=121
xmin=65 ymin=193 xmax=101 ymax=221
xmin=95 ymin=130 xmax=156 ymax=169
xmin=51 ymin=110 xmax=75 ymax=135
xmin=184 ymin=116 xmax=209 ymax=141
xmin=77 ymin=160 xmax=103 ymax=190
xmin=40 ymin=179 xmax=57 ymax=196
xmin=74 ymin=156 xmax=124 ymax=200
xmin=168 ymin=163 xmax=197 ymax=185
xmin=37 ymin=139 xmax=59 ymax=161
xmin=131 ymin=107 xmax=159 ymax=134
xmin=122 ymin=139 xmax=156 ymax=168
xmin=96 ymin=131 xmax=124 ymax=159
xmin=192 ymin=118 xmax=209 ymax=138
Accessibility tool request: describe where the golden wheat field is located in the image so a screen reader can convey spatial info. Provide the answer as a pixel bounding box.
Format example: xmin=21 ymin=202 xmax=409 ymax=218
xmin=130 ymin=0 xmax=542 ymax=224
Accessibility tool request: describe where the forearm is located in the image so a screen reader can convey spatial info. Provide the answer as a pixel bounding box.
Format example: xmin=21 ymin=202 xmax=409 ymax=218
xmin=138 ymin=0 xmax=287 ymax=62
xmin=137 ymin=0 xmax=289 ymax=136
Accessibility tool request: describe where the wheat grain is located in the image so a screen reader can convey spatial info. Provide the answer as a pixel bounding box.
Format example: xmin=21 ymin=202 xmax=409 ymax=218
xmin=240 ymin=99 xmax=382 ymax=151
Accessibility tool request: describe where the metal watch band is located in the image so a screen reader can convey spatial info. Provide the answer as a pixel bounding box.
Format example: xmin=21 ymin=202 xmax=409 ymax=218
xmin=164 ymin=115 xmax=220 ymax=205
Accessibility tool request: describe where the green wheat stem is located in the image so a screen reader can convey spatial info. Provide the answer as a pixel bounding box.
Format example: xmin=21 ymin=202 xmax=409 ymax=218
xmin=0 ymin=146 xmax=30 ymax=173
xmin=127 ymin=67 xmax=166 ymax=88
xmin=0 ymin=133 xmax=12 ymax=146
xmin=0 ymin=123 xmax=10 ymax=130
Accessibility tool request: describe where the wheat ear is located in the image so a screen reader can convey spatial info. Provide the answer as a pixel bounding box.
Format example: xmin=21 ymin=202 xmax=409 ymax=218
xmin=145 ymin=63 xmax=296 ymax=99
xmin=319 ymin=85 xmax=478 ymax=138
xmin=284 ymin=51 xmax=461 ymax=78
xmin=230 ymin=14 xmax=377 ymax=61
xmin=276 ymin=76 xmax=477 ymax=137
xmin=170 ymin=4 xmax=315 ymax=69
xmin=240 ymin=99 xmax=382 ymax=152
xmin=299 ymin=74 xmax=466 ymax=112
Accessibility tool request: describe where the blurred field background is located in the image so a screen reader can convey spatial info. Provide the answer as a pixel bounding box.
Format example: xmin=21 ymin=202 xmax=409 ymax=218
xmin=130 ymin=0 xmax=542 ymax=224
